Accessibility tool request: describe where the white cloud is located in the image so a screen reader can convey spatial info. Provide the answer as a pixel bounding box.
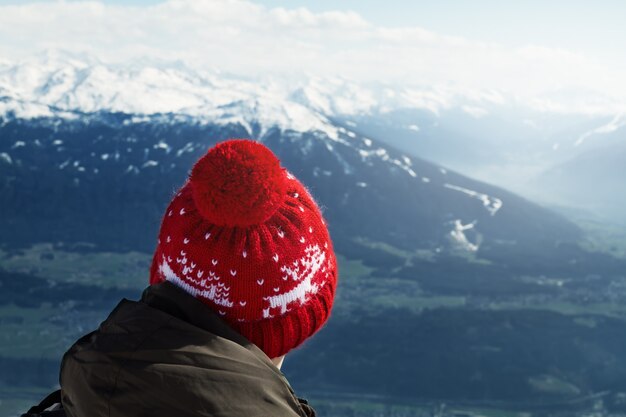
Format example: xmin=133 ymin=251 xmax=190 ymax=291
xmin=461 ymin=105 xmax=488 ymax=118
xmin=0 ymin=0 xmax=623 ymax=101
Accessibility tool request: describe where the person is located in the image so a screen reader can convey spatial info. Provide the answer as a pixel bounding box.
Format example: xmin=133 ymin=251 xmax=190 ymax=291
xmin=55 ymin=139 xmax=338 ymax=416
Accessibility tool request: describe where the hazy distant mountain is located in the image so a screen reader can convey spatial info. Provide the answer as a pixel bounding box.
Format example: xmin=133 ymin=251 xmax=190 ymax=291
xmin=525 ymin=114 xmax=626 ymax=220
xmin=535 ymin=137 xmax=626 ymax=220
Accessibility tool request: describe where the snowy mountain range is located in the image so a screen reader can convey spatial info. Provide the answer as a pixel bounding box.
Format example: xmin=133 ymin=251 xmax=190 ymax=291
xmin=0 ymin=51 xmax=531 ymax=150
xmin=2 ymin=51 xmax=620 ymax=269
xmin=2 ymin=51 xmax=623 ymax=210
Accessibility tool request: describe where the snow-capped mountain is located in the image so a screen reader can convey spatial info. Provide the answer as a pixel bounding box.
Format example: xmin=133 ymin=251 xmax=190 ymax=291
xmin=0 ymin=51 xmax=588 ymax=268
xmin=0 ymin=50 xmax=506 ymax=120
xmin=0 ymin=51 xmax=345 ymax=140
xmin=0 ymin=49 xmax=563 ymax=152
xmin=1 ymin=52 xmax=620 ymax=169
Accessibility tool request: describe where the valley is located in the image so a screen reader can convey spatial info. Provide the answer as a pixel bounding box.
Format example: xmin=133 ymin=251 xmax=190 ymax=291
xmin=2 ymin=235 xmax=626 ymax=416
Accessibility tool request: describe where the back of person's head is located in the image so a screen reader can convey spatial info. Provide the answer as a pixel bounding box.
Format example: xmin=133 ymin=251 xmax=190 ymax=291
xmin=149 ymin=139 xmax=338 ymax=359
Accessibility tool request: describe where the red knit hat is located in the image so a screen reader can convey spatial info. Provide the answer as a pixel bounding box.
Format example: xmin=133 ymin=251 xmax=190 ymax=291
xmin=149 ymin=139 xmax=338 ymax=358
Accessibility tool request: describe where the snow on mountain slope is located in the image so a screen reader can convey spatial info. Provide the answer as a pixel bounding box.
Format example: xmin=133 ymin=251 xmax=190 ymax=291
xmin=0 ymin=52 xmax=491 ymax=216
xmin=0 ymin=51 xmax=520 ymax=138
xmin=3 ymin=52 xmax=623 ymax=172
xmin=575 ymin=113 xmax=626 ymax=146
xmin=0 ymin=52 xmax=342 ymax=140
xmin=0 ymin=52 xmax=537 ymax=192
xmin=288 ymin=76 xmax=506 ymax=117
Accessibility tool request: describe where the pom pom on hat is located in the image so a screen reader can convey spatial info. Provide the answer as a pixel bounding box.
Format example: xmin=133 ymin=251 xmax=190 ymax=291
xmin=190 ymin=139 xmax=288 ymax=227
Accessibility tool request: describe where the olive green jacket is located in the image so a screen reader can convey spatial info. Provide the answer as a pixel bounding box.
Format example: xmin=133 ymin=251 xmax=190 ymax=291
xmin=59 ymin=282 xmax=315 ymax=417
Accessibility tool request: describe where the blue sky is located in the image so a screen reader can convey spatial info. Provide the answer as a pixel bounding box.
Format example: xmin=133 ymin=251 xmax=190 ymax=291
xmin=263 ymin=0 xmax=624 ymax=50
xmin=1 ymin=0 xmax=623 ymax=55
xmin=0 ymin=0 xmax=624 ymax=101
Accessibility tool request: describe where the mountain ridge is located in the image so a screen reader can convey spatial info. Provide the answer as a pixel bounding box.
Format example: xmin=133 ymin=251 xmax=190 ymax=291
xmin=0 ymin=110 xmax=582 ymax=266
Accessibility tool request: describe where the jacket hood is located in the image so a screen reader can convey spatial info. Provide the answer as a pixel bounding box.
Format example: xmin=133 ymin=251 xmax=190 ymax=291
xmin=60 ymin=282 xmax=313 ymax=417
